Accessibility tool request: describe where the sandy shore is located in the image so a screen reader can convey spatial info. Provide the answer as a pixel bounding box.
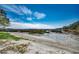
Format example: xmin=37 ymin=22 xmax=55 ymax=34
xmin=0 ymin=39 xmax=72 ymax=54
xmin=5 ymin=32 xmax=78 ymax=54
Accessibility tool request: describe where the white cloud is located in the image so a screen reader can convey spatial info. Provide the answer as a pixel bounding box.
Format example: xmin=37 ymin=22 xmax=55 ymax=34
xmin=27 ymin=17 xmax=32 ymax=21
xmin=1 ymin=5 xmax=46 ymax=21
xmin=19 ymin=6 xmax=32 ymax=15
xmin=1 ymin=5 xmax=23 ymax=15
xmin=34 ymin=12 xmax=46 ymax=19
xmin=1 ymin=5 xmax=33 ymax=16
xmin=6 ymin=22 xmax=54 ymax=29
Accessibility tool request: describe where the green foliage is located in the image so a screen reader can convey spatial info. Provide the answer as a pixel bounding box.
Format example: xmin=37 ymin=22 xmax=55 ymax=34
xmin=63 ymin=21 xmax=79 ymax=33
xmin=28 ymin=30 xmax=47 ymax=34
xmin=0 ymin=9 xmax=9 ymax=26
xmin=0 ymin=16 xmax=9 ymax=26
xmin=0 ymin=32 xmax=21 ymax=40
xmin=69 ymin=21 xmax=79 ymax=30
xmin=0 ymin=9 xmax=6 ymax=15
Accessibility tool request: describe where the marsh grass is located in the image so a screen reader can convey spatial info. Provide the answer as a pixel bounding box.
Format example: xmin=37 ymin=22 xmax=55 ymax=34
xmin=0 ymin=32 xmax=22 ymax=41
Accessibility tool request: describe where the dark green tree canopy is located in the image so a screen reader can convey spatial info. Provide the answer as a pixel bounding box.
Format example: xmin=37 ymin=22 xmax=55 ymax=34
xmin=0 ymin=9 xmax=9 ymax=26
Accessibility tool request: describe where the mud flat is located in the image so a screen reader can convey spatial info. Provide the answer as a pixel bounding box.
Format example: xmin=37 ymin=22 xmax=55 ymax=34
xmin=7 ymin=32 xmax=79 ymax=54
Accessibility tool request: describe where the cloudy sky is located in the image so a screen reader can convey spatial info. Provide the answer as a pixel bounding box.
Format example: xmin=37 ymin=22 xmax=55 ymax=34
xmin=0 ymin=4 xmax=79 ymax=29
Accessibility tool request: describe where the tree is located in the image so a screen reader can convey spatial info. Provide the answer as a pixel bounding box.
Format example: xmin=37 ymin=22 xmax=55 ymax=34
xmin=0 ymin=9 xmax=9 ymax=28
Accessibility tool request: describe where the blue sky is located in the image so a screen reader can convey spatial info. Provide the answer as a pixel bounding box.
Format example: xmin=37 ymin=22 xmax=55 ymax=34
xmin=0 ymin=4 xmax=79 ymax=29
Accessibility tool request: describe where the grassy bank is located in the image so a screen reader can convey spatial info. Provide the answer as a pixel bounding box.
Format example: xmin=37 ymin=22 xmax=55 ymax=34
xmin=0 ymin=32 xmax=22 ymax=40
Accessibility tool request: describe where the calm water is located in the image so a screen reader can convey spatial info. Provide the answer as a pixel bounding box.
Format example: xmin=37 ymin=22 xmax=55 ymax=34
xmin=39 ymin=32 xmax=79 ymax=49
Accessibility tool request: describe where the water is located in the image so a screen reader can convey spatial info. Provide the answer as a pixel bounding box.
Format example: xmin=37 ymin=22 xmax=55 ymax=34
xmin=39 ymin=32 xmax=79 ymax=50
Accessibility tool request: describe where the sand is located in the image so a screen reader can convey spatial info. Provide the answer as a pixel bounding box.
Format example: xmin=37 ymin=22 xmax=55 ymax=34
xmin=6 ymin=32 xmax=79 ymax=54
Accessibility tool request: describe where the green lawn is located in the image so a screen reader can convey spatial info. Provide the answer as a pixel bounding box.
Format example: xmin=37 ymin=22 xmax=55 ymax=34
xmin=0 ymin=32 xmax=22 ymax=40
